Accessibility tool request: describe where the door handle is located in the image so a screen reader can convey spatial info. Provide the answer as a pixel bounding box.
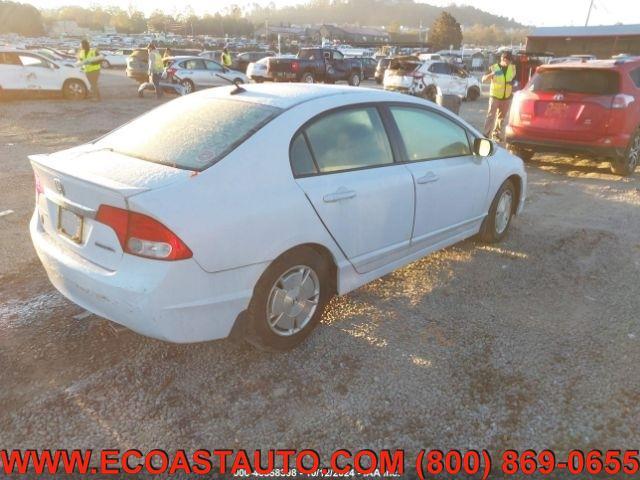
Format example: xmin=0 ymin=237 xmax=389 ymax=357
xmin=416 ymin=172 xmax=439 ymax=184
xmin=323 ymin=189 xmax=356 ymax=203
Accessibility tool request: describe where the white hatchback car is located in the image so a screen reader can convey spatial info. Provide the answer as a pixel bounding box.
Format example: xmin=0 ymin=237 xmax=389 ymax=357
xmin=0 ymin=48 xmax=89 ymax=99
xmin=30 ymin=84 xmax=526 ymax=350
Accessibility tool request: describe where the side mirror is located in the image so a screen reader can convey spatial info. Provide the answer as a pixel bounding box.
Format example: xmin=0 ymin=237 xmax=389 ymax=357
xmin=474 ymin=137 xmax=493 ymax=157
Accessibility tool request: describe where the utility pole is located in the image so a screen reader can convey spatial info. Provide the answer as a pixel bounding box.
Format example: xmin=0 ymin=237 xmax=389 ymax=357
xmin=585 ymin=0 xmax=595 ymax=26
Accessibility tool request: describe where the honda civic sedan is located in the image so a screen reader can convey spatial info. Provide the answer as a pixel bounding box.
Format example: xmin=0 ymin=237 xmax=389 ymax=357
xmin=30 ymin=84 xmax=526 ymax=350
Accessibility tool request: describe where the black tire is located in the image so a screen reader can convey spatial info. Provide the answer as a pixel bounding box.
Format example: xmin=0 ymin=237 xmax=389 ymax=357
xmin=478 ymin=179 xmax=516 ymax=243
xmin=348 ymin=72 xmax=360 ymax=86
xmin=507 ymin=144 xmax=535 ymax=162
xmin=375 ymin=77 xmax=382 ymax=85
xmin=233 ymin=78 xmax=244 ymax=84
xmin=423 ymin=84 xmax=437 ymax=102
xmin=180 ymin=79 xmax=195 ymax=94
xmin=466 ymin=86 xmax=480 ymax=101
xmin=62 ymin=79 xmax=87 ymax=100
xmin=244 ymin=247 xmax=332 ymax=351
xmin=301 ymin=72 xmax=314 ymax=84
xmin=610 ymin=129 xmax=640 ymax=176
xmin=101 ymin=60 xmax=110 ymax=69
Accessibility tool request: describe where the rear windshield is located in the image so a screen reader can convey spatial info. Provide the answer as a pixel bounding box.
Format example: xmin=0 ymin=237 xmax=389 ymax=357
xmin=389 ymin=59 xmax=420 ymax=72
xmin=94 ymin=96 xmax=281 ymax=171
xmin=531 ymin=69 xmax=619 ymax=95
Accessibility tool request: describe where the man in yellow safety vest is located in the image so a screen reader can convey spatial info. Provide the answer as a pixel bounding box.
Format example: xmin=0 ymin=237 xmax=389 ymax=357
xmin=221 ymin=47 xmax=232 ymax=68
xmin=482 ymin=51 xmax=516 ymax=141
xmin=77 ymin=39 xmax=103 ymax=100
xmin=147 ymin=43 xmax=164 ymax=99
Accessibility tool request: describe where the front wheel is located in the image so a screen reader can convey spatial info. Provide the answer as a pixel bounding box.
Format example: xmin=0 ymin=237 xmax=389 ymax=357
xmin=101 ymin=60 xmax=110 ymax=69
xmin=348 ymin=72 xmax=360 ymax=86
xmin=233 ymin=78 xmax=244 ymax=84
xmin=180 ymin=79 xmax=194 ymax=94
xmin=610 ymin=129 xmax=640 ymax=176
xmin=244 ymin=247 xmax=332 ymax=351
xmin=422 ymin=84 xmax=437 ymax=102
xmin=478 ymin=180 xmax=516 ymax=243
xmin=62 ymin=79 xmax=87 ymax=100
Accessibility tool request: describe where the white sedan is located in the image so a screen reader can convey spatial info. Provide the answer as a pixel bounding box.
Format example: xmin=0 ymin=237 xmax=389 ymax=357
xmin=100 ymin=49 xmax=132 ymax=68
xmin=0 ymin=48 xmax=89 ymax=99
xmin=30 ymin=84 xmax=526 ymax=350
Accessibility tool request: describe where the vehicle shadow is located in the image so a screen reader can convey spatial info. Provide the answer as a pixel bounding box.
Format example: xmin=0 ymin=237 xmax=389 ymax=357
xmin=527 ymin=153 xmax=628 ymax=180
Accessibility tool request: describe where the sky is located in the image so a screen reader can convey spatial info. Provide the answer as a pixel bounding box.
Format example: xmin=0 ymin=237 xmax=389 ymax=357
xmin=24 ymin=0 xmax=640 ymax=27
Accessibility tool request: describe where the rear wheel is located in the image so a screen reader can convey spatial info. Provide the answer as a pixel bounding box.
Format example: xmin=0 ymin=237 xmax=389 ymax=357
xmin=244 ymin=247 xmax=332 ymax=351
xmin=610 ymin=129 xmax=640 ymax=176
xmin=348 ymin=72 xmax=360 ymax=86
xmin=180 ymin=79 xmax=194 ymax=94
xmin=301 ymin=72 xmax=314 ymax=83
xmin=62 ymin=79 xmax=87 ymax=100
xmin=478 ymin=180 xmax=516 ymax=243
xmin=233 ymin=78 xmax=244 ymax=84
xmin=101 ymin=60 xmax=111 ymax=69
xmin=375 ymin=77 xmax=382 ymax=85
xmin=507 ymin=144 xmax=535 ymax=162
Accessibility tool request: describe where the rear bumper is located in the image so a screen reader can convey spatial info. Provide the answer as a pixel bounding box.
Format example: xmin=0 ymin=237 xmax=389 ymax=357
xmin=31 ymin=212 xmax=266 ymax=343
xmin=506 ymin=127 xmax=629 ymax=159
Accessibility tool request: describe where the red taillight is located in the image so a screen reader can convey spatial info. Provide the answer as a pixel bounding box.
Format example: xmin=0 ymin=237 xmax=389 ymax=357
xmin=96 ymin=205 xmax=192 ymax=261
xmin=612 ymin=94 xmax=635 ymax=109
xmin=410 ymin=71 xmax=424 ymax=79
xmin=166 ymin=67 xmax=177 ymax=77
xmin=291 ymin=61 xmax=300 ymax=72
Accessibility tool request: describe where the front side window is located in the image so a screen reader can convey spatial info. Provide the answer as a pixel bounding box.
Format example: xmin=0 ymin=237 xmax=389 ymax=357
xmin=390 ymin=106 xmax=471 ymax=161
xmin=205 ymin=60 xmax=222 ymax=71
xmin=303 ymin=107 xmax=394 ymax=173
xmin=95 ymin=97 xmax=281 ymax=171
xmin=630 ymin=67 xmax=640 ymax=88
xmin=0 ymin=52 xmax=21 ymax=65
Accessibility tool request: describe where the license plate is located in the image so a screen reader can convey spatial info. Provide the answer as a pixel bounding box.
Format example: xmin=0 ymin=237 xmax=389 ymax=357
xmin=544 ymin=102 xmax=568 ymax=118
xmin=57 ymin=206 xmax=84 ymax=244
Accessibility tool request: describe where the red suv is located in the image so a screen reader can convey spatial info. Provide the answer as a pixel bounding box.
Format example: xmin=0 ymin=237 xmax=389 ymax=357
xmin=506 ymin=57 xmax=640 ymax=176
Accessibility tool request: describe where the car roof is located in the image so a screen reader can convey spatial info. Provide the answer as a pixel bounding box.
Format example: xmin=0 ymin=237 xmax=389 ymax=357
xmin=192 ymin=82 xmax=453 ymax=112
xmin=541 ymin=57 xmax=640 ymax=71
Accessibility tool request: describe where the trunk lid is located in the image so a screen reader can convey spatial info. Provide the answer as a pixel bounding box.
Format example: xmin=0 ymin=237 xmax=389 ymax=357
xmin=30 ymin=147 xmax=190 ymax=270
xmin=516 ymin=68 xmax=619 ymax=141
xmin=384 ymin=59 xmax=421 ymax=89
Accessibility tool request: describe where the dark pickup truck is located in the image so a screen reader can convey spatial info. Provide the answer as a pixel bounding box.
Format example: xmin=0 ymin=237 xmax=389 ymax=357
xmin=267 ymin=48 xmax=362 ymax=86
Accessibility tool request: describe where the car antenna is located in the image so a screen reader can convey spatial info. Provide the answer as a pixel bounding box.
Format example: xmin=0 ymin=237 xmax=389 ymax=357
xmin=215 ymin=74 xmax=246 ymax=95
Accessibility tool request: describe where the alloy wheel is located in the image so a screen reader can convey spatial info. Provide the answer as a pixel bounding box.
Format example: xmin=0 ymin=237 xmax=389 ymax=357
xmin=495 ymin=190 xmax=513 ymax=235
xmin=266 ymin=265 xmax=320 ymax=337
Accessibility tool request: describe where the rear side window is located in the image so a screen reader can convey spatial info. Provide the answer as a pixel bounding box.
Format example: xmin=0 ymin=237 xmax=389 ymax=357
xmin=429 ymin=62 xmax=451 ymax=74
xmin=302 ymin=107 xmax=394 ymax=173
xmin=290 ymin=134 xmax=317 ymax=176
xmin=531 ymin=69 xmax=619 ymax=95
xmin=630 ymin=68 xmax=640 ymax=88
xmin=95 ymin=97 xmax=281 ymax=171
xmin=390 ymin=107 xmax=471 ymax=161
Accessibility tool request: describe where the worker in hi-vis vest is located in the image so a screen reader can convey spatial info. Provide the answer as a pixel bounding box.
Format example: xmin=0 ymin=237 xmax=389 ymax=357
xmin=221 ymin=47 xmax=232 ymax=67
xmin=77 ymin=39 xmax=104 ymax=100
xmin=146 ymin=43 xmax=164 ymax=99
xmin=482 ymin=51 xmax=516 ymax=141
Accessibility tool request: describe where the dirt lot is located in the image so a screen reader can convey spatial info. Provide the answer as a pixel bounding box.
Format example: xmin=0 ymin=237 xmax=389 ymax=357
xmin=1 ymin=71 xmax=639 ymax=472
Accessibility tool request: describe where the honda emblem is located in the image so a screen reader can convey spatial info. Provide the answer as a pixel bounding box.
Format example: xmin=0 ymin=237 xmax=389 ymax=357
xmin=553 ymin=93 xmax=564 ymax=101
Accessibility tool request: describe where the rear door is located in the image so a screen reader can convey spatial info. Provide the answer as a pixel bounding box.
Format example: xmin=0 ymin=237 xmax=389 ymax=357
xmin=291 ymin=106 xmax=415 ymax=274
xmin=387 ymin=105 xmax=490 ymax=247
xmin=526 ymin=68 xmax=620 ymax=141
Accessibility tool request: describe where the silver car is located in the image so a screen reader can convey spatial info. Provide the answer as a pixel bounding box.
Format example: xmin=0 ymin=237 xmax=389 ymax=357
xmin=166 ymin=56 xmax=249 ymax=94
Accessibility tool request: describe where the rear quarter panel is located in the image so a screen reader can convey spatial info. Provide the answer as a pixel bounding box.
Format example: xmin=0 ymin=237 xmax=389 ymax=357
xmin=126 ymin=98 xmax=360 ymax=275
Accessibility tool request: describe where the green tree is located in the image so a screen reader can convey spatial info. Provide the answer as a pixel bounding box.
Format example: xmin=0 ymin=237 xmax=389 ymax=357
xmin=428 ymin=11 xmax=462 ymax=51
xmin=0 ymin=1 xmax=44 ymax=36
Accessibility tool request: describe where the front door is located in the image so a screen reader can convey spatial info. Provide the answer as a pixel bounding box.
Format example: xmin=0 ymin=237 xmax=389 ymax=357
xmin=387 ymin=105 xmax=490 ymax=248
xmin=291 ymin=106 xmax=415 ymax=273
xmin=205 ymin=60 xmax=226 ymax=86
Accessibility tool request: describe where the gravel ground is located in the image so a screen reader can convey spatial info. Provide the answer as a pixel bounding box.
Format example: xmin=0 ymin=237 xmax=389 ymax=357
xmin=1 ymin=71 xmax=639 ymax=476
